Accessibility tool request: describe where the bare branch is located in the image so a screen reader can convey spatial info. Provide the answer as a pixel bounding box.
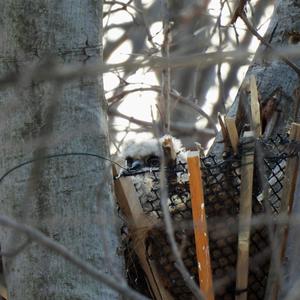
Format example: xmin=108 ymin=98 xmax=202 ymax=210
xmin=107 ymin=86 xmax=218 ymax=132
xmin=160 ymin=0 xmax=171 ymax=132
xmin=239 ymin=12 xmax=300 ymax=77
xmin=109 ymin=106 xmax=215 ymax=136
xmin=0 ymin=238 xmax=31 ymax=258
xmin=0 ymin=214 xmax=149 ymax=300
xmin=230 ymin=0 xmax=247 ymax=24
xmin=0 ymin=50 xmax=251 ymax=89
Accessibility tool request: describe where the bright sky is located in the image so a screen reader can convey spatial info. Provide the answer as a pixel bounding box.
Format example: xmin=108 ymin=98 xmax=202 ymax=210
xmin=103 ymin=0 xmax=273 ymax=151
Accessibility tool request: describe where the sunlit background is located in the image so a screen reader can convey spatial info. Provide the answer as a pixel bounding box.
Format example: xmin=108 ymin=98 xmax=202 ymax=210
xmin=103 ymin=0 xmax=274 ymax=154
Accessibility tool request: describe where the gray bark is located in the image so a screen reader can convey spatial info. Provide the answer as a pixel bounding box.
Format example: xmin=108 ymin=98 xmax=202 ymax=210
xmin=0 ymin=1 xmax=122 ymax=299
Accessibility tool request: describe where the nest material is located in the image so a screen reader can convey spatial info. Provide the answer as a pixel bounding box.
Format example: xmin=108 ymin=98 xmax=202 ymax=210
xmin=121 ymin=135 xmax=289 ymax=299
xmin=147 ymin=223 xmax=197 ymax=300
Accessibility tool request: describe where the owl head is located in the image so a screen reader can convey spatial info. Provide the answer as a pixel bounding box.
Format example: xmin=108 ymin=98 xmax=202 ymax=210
xmin=121 ymin=135 xmax=185 ymax=171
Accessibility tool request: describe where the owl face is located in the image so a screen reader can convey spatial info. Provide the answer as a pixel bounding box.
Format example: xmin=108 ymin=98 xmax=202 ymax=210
xmin=122 ymin=135 xmax=185 ymax=172
xmin=126 ymin=155 xmax=161 ymax=171
xmin=120 ymin=135 xmax=184 ymax=216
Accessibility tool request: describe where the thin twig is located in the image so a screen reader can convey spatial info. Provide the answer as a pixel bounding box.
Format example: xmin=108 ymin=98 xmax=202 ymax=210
xmin=161 ymin=0 xmax=171 ymax=133
xmin=230 ymin=0 xmax=247 ymax=24
xmin=109 ymin=107 xmax=215 ymax=136
xmin=150 ymin=113 xmax=205 ymax=300
xmin=6 ymin=80 xmax=63 ymax=259
xmin=239 ymin=12 xmax=300 ymax=77
xmin=0 ymin=50 xmax=251 ymax=89
xmin=0 ymin=238 xmax=31 ymax=258
xmin=0 ymin=214 xmax=149 ymax=300
xmin=107 ymin=86 xmax=217 ymax=132
xmin=134 ymin=0 xmax=158 ymax=49
xmin=216 ymin=0 xmax=227 ymax=114
xmin=104 ymin=0 xmax=137 ymax=12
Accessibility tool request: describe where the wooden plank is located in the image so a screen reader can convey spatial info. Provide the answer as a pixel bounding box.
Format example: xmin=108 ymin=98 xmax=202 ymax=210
xmin=250 ymin=75 xmax=262 ymax=137
xmin=113 ymin=164 xmax=173 ymax=300
xmin=187 ymin=151 xmax=214 ymax=300
xmin=162 ymin=136 xmax=177 ymax=162
xmin=279 ymin=162 xmax=300 ymax=298
xmin=0 ymin=284 xmax=7 ymax=300
xmin=218 ymin=113 xmax=228 ymax=141
xmin=224 ymin=117 xmax=239 ymax=154
xmin=218 ymin=113 xmax=230 ymax=147
xmin=282 ymin=123 xmax=300 ymax=214
xmin=236 ymin=131 xmax=255 ymax=300
xmin=265 ymin=123 xmax=300 ymax=299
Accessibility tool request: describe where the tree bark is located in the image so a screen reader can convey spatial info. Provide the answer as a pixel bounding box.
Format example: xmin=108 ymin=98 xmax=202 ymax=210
xmin=0 ymin=1 xmax=122 ymax=299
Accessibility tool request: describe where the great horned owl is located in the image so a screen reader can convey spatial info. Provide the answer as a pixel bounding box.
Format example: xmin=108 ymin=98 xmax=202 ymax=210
xmin=122 ymin=135 xmax=185 ymax=169
xmin=120 ymin=135 xmax=189 ymax=217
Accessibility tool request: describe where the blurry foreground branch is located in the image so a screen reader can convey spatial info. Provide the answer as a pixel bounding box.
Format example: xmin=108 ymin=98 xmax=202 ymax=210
xmin=0 ymin=214 xmax=148 ymax=300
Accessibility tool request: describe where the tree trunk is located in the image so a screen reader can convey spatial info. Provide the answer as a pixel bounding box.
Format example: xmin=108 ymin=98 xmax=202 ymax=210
xmin=0 ymin=1 xmax=122 ymax=299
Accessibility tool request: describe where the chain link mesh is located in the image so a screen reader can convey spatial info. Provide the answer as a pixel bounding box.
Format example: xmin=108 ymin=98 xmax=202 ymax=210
xmin=118 ymin=135 xmax=298 ymax=299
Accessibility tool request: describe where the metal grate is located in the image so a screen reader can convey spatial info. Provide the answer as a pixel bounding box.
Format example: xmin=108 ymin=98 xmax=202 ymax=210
xmin=117 ymin=135 xmax=298 ymax=299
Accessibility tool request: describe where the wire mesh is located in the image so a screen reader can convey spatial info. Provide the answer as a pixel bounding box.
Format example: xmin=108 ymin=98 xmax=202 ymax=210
xmin=117 ymin=134 xmax=297 ymax=299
